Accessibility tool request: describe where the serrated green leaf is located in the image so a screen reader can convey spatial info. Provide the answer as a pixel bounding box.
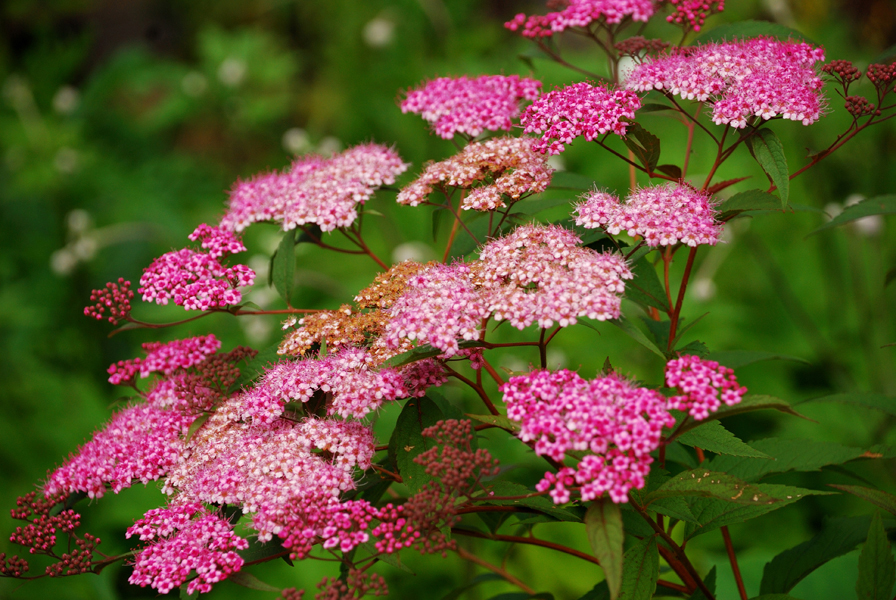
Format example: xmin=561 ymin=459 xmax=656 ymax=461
xmin=718 ymin=189 xmax=782 ymax=219
xmin=651 ymin=495 xmax=698 ymax=524
xmin=761 ymin=516 xmax=873 ymax=594
xmin=607 ymin=317 xmax=666 ymax=358
xmin=707 ymin=438 xmax=869 ymax=482
xmin=857 ymin=511 xmax=895 ymax=600
xmin=622 ymin=122 xmax=661 ymax=172
xmin=799 ymin=391 xmax=896 ymax=417
xmin=389 ymin=397 xmax=444 ymax=494
xmin=228 ymin=571 xmax=282 ymax=592
xmin=271 ymin=230 xmax=296 ymax=306
xmin=656 ymin=164 xmax=682 ymax=179
xmin=466 ymin=413 xmax=521 ymax=434
xmin=675 ymin=421 xmax=771 ymax=458
xmin=706 ymin=350 xmax=808 ymax=369
xmin=448 ymin=213 xmax=492 ymax=259
xmin=619 ymin=536 xmax=658 ymax=600
xmin=513 ymin=196 xmax=576 ymax=217
xmin=683 ymin=484 xmax=829 ymax=540
xmin=692 ymin=20 xmax=815 ymax=45
xmin=645 ymin=470 xmax=822 ymax=506
xmin=745 ymin=129 xmax=789 ymax=206
xmin=641 ymin=317 xmax=671 ymax=350
xmin=381 ymin=340 xmax=487 ymax=368
xmin=627 ymin=258 xmax=669 ymax=312
xmin=830 ymin=485 xmax=896 ymax=517
xmin=586 ymin=499 xmax=624 ymax=600
xmin=808 ymin=195 xmax=896 ymax=236
xmin=673 ymin=395 xmax=806 ymax=437
xmin=480 ymin=480 xmax=583 ymax=522
xmin=677 ymin=340 xmax=710 ymax=357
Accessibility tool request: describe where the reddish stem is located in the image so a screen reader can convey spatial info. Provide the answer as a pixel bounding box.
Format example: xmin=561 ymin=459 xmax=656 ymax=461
xmin=667 ymin=246 xmax=699 ymax=352
xmin=722 ymin=526 xmax=748 ymax=600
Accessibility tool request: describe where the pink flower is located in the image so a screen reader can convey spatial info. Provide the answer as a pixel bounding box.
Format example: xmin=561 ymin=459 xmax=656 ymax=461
xmin=626 ymin=37 xmax=826 ymax=128
xmin=665 ymin=354 xmax=746 ymax=420
xmin=107 ymin=334 xmax=222 ymax=385
xmin=222 ymin=144 xmax=408 ymax=233
xmin=665 ymin=0 xmax=724 ymax=31
xmin=84 ymin=278 xmax=133 ymax=324
xmin=575 ymin=183 xmax=722 ymax=246
xmin=400 ymin=75 xmax=541 ymax=139
xmin=521 ymin=82 xmax=641 ymax=154
xmin=505 ymin=0 xmax=656 ymax=39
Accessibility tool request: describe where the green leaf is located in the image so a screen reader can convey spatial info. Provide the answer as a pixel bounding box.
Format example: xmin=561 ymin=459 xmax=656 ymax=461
xmin=673 ymin=395 xmax=806 ymax=436
xmin=358 ymin=540 xmax=414 ymax=573
xmin=185 ymin=413 xmax=212 ymax=442
xmin=448 ymin=213 xmax=492 ymax=259
xmin=389 ymin=397 xmax=444 ymax=494
xmin=707 ymin=438 xmax=870 ymax=482
xmin=576 ymin=581 xmax=611 ymax=600
xmin=688 ymin=566 xmax=716 ymax=600
xmin=641 ymin=317 xmax=671 ymax=350
xmin=677 ymin=339 xmax=710 ymax=357
xmin=656 ymin=164 xmax=682 ymax=179
xmin=682 ymin=484 xmax=830 ymax=540
xmin=607 ymin=317 xmax=666 ymax=358
xmin=441 ymin=574 xmax=505 ymax=600
xmin=627 ymin=258 xmax=669 ymax=312
xmin=270 ymin=230 xmax=296 ymax=306
xmin=638 ymin=103 xmax=675 ymax=113
xmin=644 ymin=469 xmax=791 ymax=506
xmin=550 ymin=171 xmax=600 ymax=191
xmin=830 ymin=485 xmax=896 ymax=517
xmin=706 ymin=350 xmax=808 ymax=369
xmin=586 ymin=499 xmax=624 ymax=600
xmin=799 ymin=391 xmax=896 ymax=418
xmin=513 ymin=196 xmax=577 ymax=217
xmin=622 ymin=122 xmax=661 ymax=173
xmin=651 ymin=495 xmax=698 ymax=524
xmin=871 ymin=44 xmax=896 ymax=65
xmin=857 ymin=511 xmax=896 ymax=600
xmin=808 ymin=195 xmax=896 ymax=236
xmin=692 ymin=20 xmax=815 ymax=45
xmin=228 ymin=571 xmax=282 ymax=592
xmin=745 ymin=129 xmax=789 ymax=207
xmin=675 ymin=421 xmax=772 ymax=458
xmin=761 ymin=516 xmax=873 ymax=594
xmin=466 ymin=413 xmax=521 ymax=435
xmin=718 ymin=189 xmax=782 ymax=219
xmin=619 ymin=536 xmax=658 ymax=600
xmin=480 ymin=481 xmax=583 ymax=522
xmin=228 ymin=342 xmax=282 ymax=392
xmin=381 ymin=340 xmax=487 ymax=369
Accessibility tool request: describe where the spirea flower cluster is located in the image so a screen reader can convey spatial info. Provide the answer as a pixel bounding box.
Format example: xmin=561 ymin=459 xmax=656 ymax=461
xmin=665 ymin=0 xmax=724 ymax=31
xmin=397 ymin=136 xmax=554 ymax=211
xmin=665 ymin=354 xmax=746 ymax=419
xmin=505 ymin=0 xmax=656 ymax=39
xmin=626 ymin=37 xmax=826 ymax=128
xmin=400 ymin=75 xmax=541 ymax=139
xmin=84 ymin=278 xmax=133 ymax=324
xmin=139 ymin=224 xmax=255 ymax=311
xmin=222 ymin=143 xmax=408 ymax=233
xmin=521 ymin=82 xmax=642 ymax=154
xmin=575 ymin=183 xmax=722 ymax=246
xmin=106 ymin=334 xmax=222 ymax=385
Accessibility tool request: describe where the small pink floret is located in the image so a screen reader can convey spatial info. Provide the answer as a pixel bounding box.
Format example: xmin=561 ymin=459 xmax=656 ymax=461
xmin=505 ymin=0 xmax=656 ymax=39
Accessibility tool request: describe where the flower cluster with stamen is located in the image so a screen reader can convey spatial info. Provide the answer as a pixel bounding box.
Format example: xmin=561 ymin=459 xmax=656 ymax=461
xmin=107 ymin=334 xmax=222 ymax=385
xmin=400 ymin=75 xmax=541 ymax=139
xmin=397 ymin=136 xmax=554 ymax=211
xmin=575 ymin=184 xmax=721 ymax=246
xmin=521 ymin=82 xmax=641 ymax=154
xmin=505 ymin=0 xmax=656 ymax=39
xmin=626 ymin=37 xmax=826 ymax=128
xmin=139 ymin=224 xmax=255 ymax=311
xmin=665 ymin=354 xmax=746 ymax=419
xmin=222 ymin=144 xmax=408 ymax=233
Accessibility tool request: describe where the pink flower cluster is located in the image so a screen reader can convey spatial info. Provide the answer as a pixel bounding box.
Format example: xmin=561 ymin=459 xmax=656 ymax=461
xmin=521 ymin=82 xmax=641 ymax=154
xmin=400 ymin=75 xmax=541 ymax=139
xmin=222 ymin=144 xmax=408 ymax=233
xmin=397 ymin=136 xmax=554 ymax=211
xmin=665 ymin=354 xmax=746 ymax=419
xmin=575 ymin=183 xmax=721 ymax=246
xmin=139 ymin=224 xmax=255 ymax=311
xmin=126 ymin=504 xmax=248 ymax=595
xmin=84 ymin=278 xmax=133 ymax=324
xmin=107 ymin=334 xmax=222 ymax=385
xmin=477 ymin=224 xmax=633 ymax=328
xmin=665 ymin=0 xmax=724 ymax=31
xmin=503 ymin=370 xmax=675 ymax=504
xmin=505 ymin=0 xmax=656 ymax=39
xmin=626 ymin=37 xmax=826 ymax=128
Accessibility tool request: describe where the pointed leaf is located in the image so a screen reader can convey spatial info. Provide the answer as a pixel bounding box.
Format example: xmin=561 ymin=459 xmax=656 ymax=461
xmin=228 ymin=571 xmax=282 ymax=593
xmin=830 ymin=485 xmax=896 ymax=517
xmin=577 ymin=581 xmax=611 ymax=600
xmin=627 ymin=258 xmax=670 ymax=313
xmin=466 ymin=413 xmax=521 ymax=435
xmin=381 ymin=341 xmax=487 ymax=368
xmin=389 ymin=397 xmax=444 ymax=493
xmin=228 ymin=342 xmax=283 ymax=392
xmin=644 ymin=470 xmax=822 ymax=506
xmin=673 ymin=395 xmax=806 ymax=436
xmin=718 ymin=189 xmax=782 ymax=220
xmin=857 ymin=511 xmax=896 ymax=600
xmin=656 ymin=164 xmax=682 ymax=179
xmin=641 ymin=317 xmax=671 ymax=350
xmin=619 ymin=536 xmax=658 ymax=600
xmin=586 ymin=499 xmax=624 ymax=600
xmin=651 ymin=496 xmax=698 ymax=524
xmin=622 ymin=122 xmax=661 ymax=172
xmin=706 ymin=350 xmax=808 ymax=369
xmin=799 ymin=391 xmax=896 ymax=418
xmin=607 ymin=317 xmax=666 ymax=358
xmin=749 ymin=596 xmax=805 ymax=600
xmin=745 ymin=130 xmax=789 ymax=206
xmin=675 ymin=421 xmax=772 ymax=458
xmin=271 ymin=230 xmax=296 ymax=306
xmin=707 ymin=438 xmax=870 ymax=482
xmin=808 ymin=195 xmax=896 ymax=236
xmin=688 ymin=566 xmax=716 ymax=600
xmin=479 ymin=480 xmax=583 ymax=522
xmin=693 ymin=20 xmax=815 ymax=45
xmin=761 ymin=515 xmax=873 ymax=594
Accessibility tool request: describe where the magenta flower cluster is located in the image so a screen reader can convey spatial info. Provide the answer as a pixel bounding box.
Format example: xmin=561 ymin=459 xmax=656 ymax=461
xmin=222 ymin=143 xmax=408 ymax=233
xmin=665 ymin=354 xmax=746 ymax=419
xmin=505 ymin=0 xmax=656 ymax=39
xmin=575 ymin=183 xmax=722 ymax=247
xmin=106 ymin=334 xmax=222 ymax=385
xmin=626 ymin=37 xmax=826 ymax=128
xmin=521 ymin=82 xmax=642 ymax=154
xmin=84 ymin=278 xmax=133 ymax=324
xmin=139 ymin=224 xmax=255 ymax=311
xmin=665 ymin=0 xmax=724 ymax=31
xmin=400 ymin=75 xmax=541 ymax=139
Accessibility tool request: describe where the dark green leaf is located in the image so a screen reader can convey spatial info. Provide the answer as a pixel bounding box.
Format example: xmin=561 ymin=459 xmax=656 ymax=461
xmin=550 ymin=171 xmax=600 ymax=191
xmin=185 ymin=413 xmax=211 ymax=442
xmin=857 ymin=511 xmax=895 ymax=600
xmin=688 ymin=566 xmax=716 ymax=600
xmin=622 ymin=122 xmax=661 ymax=172
xmin=830 ymin=485 xmax=896 ymax=517
xmin=641 ymin=317 xmax=671 ymax=350
xmin=706 ymin=350 xmax=808 ymax=369
xmin=577 ymin=581 xmax=611 ymax=600
xmin=381 ymin=340 xmax=487 ymax=368
xmin=586 ymin=499 xmax=624 ymax=600
xmin=645 ymin=470 xmax=782 ymax=506
xmin=358 ymin=540 xmax=414 ymax=573
xmin=619 ymin=536 xmax=658 ymax=600
xmin=449 ymin=213 xmax=492 ymax=259
xmin=638 ymin=103 xmax=675 ymax=113
xmin=675 ymin=421 xmax=772 ymax=458
xmin=651 ymin=495 xmax=698 ymax=524
xmin=466 ymin=413 xmax=521 ymax=435
xmin=745 ymin=130 xmax=789 ymax=206
xmin=228 ymin=571 xmax=282 ymax=592
xmin=673 ymin=395 xmax=807 ymax=437
xmin=608 ymin=317 xmax=666 ymax=358
xmin=885 ymin=267 xmax=896 ymax=289
xmin=761 ymin=516 xmax=873 ymax=594
xmin=664 ymin=442 xmax=698 ymax=469
xmin=799 ymin=391 xmax=896 ymax=418
xmin=238 ymin=538 xmax=287 ymax=564
xmin=808 ymin=195 xmax=896 ymax=236
xmin=718 ymin=189 xmax=782 ymax=219
xmin=692 ymin=20 xmax=815 ymax=45
xmin=441 ymin=574 xmax=505 ymax=600
xmin=389 ymin=397 xmax=444 ymax=494
xmin=656 ymin=164 xmax=682 ymax=179
xmin=270 ymin=230 xmax=296 ymax=306
xmin=677 ymin=340 xmax=710 ymax=357
xmin=513 ymin=196 xmax=576 ymax=217
xmin=627 ymin=258 xmax=669 ymax=312
xmin=480 ymin=481 xmax=583 ymax=522
xmin=707 ymin=438 xmax=869 ymax=482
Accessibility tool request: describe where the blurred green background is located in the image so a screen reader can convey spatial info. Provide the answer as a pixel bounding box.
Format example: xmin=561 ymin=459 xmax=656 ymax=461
xmin=1 ymin=0 xmax=895 ymax=598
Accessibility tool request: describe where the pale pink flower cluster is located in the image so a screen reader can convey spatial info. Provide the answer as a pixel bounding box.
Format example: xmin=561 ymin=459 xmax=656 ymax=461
xmin=626 ymin=37 xmax=826 ymax=127
xmin=575 ymin=184 xmax=721 ymax=246
xmin=505 ymin=0 xmax=656 ymax=39
xmin=666 ymin=0 xmax=724 ymax=31
xmin=397 ymin=136 xmax=554 ymax=210
xmin=665 ymin=354 xmax=746 ymax=419
xmin=400 ymin=75 xmax=541 ymax=139
xmin=126 ymin=503 xmax=248 ymax=595
xmin=478 ymin=224 xmax=632 ymax=328
xmin=503 ymin=369 xmax=675 ymax=504
xmin=521 ymin=82 xmax=641 ymax=154
xmin=139 ymin=224 xmax=255 ymax=311
xmin=107 ymin=334 xmax=222 ymax=385
xmin=222 ymin=144 xmax=408 ymax=233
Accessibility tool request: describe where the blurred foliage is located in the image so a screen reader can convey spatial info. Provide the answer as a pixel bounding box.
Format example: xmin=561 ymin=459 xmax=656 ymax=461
xmin=0 ymin=0 xmax=894 ymax=598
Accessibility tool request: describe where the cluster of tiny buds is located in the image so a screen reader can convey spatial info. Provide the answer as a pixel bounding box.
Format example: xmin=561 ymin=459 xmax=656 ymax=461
xmin=614 ymin=36 xmax=670 ymax=57
xmin=84 ymin=278 xmax=133 ymax=324
xmin=315 ymin=570 xmax=388 ymax=600
xmin=665 ymin=0 xmax=724 ymax=32
xmin=822 ymin=59 xmax=862 ymax=84
xmin=415 ymin=419 xmax=500 ymax=492
xmin=845 ymin=95 xmax=876 ymax=118
xmin=0 ymin=553 xmax=29 ymax=577
xmin=9 ymin=492 xmax=81 ymax=556
xmin=866 ymin=62 xmax=896 ymax=91
xmin=44 ymin=533 xmax=100 ymax=576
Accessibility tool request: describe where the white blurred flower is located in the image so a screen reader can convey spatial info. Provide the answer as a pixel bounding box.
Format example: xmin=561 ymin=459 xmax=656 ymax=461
xmin=282 ymin=128 xmax=313 ymax=155
xmin=363 ymin=16 xmax=396 ymax=48
xmin=52 ymin=86 xmax=79 ymax=114
xmin=218 ymin=58 xmax=247 ymax=87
